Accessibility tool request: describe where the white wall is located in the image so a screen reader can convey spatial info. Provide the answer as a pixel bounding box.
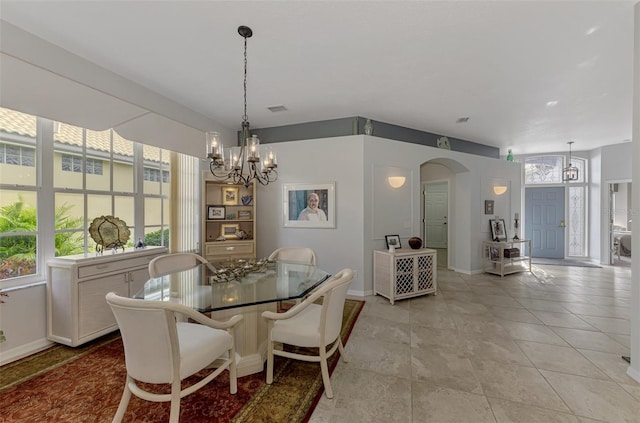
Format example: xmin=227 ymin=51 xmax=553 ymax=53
xmin=0 ymin=284 xmax=50 ymax=365
xmin=627 ymin=0 xmax=640 ymax=384
xmin=255 ymin=136 xmax=366 ymax=293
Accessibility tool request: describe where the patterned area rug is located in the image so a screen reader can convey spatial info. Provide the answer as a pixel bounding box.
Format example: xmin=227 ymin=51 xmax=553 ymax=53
xmin=0 ymin=299 xmax=364 ymax=422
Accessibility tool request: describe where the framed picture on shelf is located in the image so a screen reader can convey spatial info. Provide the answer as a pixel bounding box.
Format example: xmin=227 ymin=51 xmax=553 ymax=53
xmin=283 ymin=182 xmax=336 ymax=228
xmin=238 ymin=210 xmax=252 ymax=220
xmin=222 ymin=187 xmax=239 ymax=205
xmin=489 ymin=218 xmax=507 ymax=242
xmin=384 ymin=235 xmax=402 ymax=249
xmin=484 ymin=200 xmax=494 ymax=215
xmin=220 ymin=223 xmax=240 ymax=239
xmin=207 ymin=205 xmax=226 ymax=220
xmin=489 ymin=246 xmax=500 ymax=261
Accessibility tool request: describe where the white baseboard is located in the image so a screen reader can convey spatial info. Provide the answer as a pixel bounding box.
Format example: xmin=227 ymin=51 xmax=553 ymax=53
xmin=0 ymin=337 xmax=53 ymax=366
xmin=627 ymin=364 xmax=640 ymax=383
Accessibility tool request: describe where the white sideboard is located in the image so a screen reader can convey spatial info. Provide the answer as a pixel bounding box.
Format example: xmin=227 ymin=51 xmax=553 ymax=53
xmin=47 ymin=246 xmax=167 ymax=346
xmin=373 ymin=249 xmax=437 ymax=305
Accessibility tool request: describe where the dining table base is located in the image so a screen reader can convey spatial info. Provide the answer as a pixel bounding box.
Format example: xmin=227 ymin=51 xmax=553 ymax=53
xmin=211 ymin=302 xmax=275 ymax=377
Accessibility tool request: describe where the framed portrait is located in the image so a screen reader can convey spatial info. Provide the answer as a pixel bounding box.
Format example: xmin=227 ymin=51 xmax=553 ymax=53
xmin=484 ymin=200 xmax=494 ymax=215
xmin=220 ymin=223 xmax=240 ymax=239
xmin=385 ymin=235 xmax=402 ymax=249
xmin=222 ymin=186 xmax=239 ymax=205
xmin=238 ymin=210 xmax=252 ymax=220
xmin=283 ymin=182 xmax=336 ymax=228
xmin=489 ymin=218 xmax=507 ymax=242
xmin=207 ymin=205 xmax=226 ymax=220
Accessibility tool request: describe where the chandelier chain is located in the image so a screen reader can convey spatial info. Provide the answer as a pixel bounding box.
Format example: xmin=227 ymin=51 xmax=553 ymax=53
xmin=243 ymin=35 xmax=248 ymax=123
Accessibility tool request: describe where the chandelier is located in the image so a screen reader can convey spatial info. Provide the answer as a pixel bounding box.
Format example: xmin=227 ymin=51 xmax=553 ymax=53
xmin=562 ymin=141 xmax=578 ymax=181
xmin=206 ymin=26 xmax=278 ymax=187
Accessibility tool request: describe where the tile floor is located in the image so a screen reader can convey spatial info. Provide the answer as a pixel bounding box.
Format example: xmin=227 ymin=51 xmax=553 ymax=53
xmin=310 ymin=263 xmax=639 ymax=422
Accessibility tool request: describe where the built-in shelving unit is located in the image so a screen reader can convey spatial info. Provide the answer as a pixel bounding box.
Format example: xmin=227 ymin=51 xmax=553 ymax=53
xmin=202 ymin=175 xmax=256 ymax=261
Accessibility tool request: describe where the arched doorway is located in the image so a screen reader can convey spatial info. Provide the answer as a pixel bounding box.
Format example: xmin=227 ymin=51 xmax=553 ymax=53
xmin=421 ymin=158 xmax=469 ymax=270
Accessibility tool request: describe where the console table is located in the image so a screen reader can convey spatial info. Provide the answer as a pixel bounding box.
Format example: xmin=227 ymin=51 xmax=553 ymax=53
xmin=482 ymin=239 xmax=531 ymax=277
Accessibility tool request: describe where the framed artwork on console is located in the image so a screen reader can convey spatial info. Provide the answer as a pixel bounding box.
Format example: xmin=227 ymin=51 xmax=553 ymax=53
xmin=489 ymin=218 xmax=507 ymax=242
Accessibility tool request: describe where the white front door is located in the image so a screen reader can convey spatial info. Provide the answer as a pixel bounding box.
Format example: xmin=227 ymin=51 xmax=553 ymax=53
xmin=424 ymin=182 xmax=448 ymax=248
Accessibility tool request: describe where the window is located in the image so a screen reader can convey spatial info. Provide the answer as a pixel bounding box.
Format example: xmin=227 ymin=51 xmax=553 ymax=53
xmin=143 ymin=167 xmax=170 ymax=183
xmin=0 ymin=142 xmax=35 ymax=167
xmin=524 ymin=156 xmax=564 ymax=184
xmin=0 ymin=106 xmax=180 ymax=287
xmin=61 ymin=154 xmax=103 ymax=175
xmin=0 ymin=109 xmax=39 ymax=283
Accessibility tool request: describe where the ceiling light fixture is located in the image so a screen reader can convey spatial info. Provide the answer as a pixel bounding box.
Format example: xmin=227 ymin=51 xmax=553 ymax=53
xmin=563 ymin=141 xmax=578 ymax=181
xmin=206 ymin=25 xmax=278 ymax=187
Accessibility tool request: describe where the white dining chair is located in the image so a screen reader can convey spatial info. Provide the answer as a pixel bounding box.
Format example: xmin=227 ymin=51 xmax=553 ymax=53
xmin=148 ymin=252 xmax=208 ymax=278
xmin=267 ymin=247 xmax=318 ymax=266
xmin=261 ymin=268 xmax=354 ymax=399
xmin=106 ymin=292 xmax=243 ymax=423
xmin=268 ymin=247 xmax=318 ymax=310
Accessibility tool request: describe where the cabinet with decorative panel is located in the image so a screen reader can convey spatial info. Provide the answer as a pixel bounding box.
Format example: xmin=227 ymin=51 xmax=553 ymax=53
xmin=373 ymin=249 xmax=437 ymax=305
xmin=202 ymin=175 xmax=256 ymax=261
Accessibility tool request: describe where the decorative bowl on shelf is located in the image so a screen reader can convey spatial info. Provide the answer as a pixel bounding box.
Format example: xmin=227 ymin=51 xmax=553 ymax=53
xmin=408 ymin=237 xmax=423 ymax=249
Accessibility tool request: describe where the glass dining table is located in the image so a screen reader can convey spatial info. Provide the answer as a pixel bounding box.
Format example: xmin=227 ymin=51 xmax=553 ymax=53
xmin=135 ymin=258 xmax=331 ymax=376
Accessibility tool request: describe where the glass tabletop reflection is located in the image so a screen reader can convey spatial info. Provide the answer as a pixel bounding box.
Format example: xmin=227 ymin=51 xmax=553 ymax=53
xmin=135 ymin=258 xmax=331 ymax=312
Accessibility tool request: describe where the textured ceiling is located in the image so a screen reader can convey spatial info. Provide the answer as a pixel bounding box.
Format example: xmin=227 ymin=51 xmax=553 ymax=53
xmin=0 ymin=0 xmax=635 ymax=155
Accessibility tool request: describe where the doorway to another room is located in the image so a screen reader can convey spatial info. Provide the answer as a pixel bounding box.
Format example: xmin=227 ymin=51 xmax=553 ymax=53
xmin=423 ymin=181 xmax=448 ymax=268
xmin=609 ymin=181 xmax=632 ymax=267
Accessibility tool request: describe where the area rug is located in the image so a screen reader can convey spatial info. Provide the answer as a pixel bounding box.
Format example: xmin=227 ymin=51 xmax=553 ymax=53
xmin=0 ymin=299 xmax=364 ymax=422
xmin=531 ymin=258 xmax=602 ymax=268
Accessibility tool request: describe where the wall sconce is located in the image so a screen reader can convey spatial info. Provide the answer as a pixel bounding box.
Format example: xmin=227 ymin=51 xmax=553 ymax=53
xmin=493 ymin=185 xmax=507 ymax=195
xmin=388 ymin=176 xmax=406 ymax=188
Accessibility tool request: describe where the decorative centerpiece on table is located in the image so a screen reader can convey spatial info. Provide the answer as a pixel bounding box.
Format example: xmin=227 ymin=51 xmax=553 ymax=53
xmin=208 ymin=258 xmax=270 ymax=282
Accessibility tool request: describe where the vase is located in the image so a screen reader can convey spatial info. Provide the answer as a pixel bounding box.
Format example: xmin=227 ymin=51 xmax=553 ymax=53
xmin=364 ymin=119 xmax=373 ymax=135
xmin=388 ymin=245 xmax=395 ymax=253
xmin=408 ymin=237 xmax=422 ymax=249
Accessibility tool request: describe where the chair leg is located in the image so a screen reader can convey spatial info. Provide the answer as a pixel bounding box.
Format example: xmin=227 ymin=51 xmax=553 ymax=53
xmin=169 ymin=379 xmax=181 ymax=423
xmin=112 ymin=376 xmax=133 ymax=423
xmin=229 ymin=350 xmax=238 ymax=394
xmin=266 ymin=339 xmax=274 ymax=384
xmin=319 ymin=346 xmax=333 ymax=399
xmin=337 ymin=338 xmax=348 ymax=363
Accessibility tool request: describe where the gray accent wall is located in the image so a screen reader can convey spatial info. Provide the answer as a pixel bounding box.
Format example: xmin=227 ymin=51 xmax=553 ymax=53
xmin=247 ymin=116 xmax=500 ymax=159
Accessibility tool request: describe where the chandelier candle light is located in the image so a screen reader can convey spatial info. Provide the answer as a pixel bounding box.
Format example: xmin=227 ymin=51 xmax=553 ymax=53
xmin=206 ymin=26 xmax=278 ymax=187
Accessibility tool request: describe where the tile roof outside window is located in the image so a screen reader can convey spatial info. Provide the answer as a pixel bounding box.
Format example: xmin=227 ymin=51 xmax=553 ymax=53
xmin=0 ymin=108 xmax=167 ymax=164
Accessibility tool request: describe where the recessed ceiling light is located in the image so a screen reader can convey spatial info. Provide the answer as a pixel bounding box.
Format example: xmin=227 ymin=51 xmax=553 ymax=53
xmin=546 ymin=100 xmax=559 ymax=107
xmin=585 ymin=26 xmax=599 ymax=36
xmin=456 ymin=117 xmax=469 ymax=123
xmin=267 ymin=105 xmax=287 ymax=113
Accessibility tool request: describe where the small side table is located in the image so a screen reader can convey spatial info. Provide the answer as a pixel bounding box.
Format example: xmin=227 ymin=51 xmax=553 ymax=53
xmin=482 ymin=239 xmax=532 ymax=277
